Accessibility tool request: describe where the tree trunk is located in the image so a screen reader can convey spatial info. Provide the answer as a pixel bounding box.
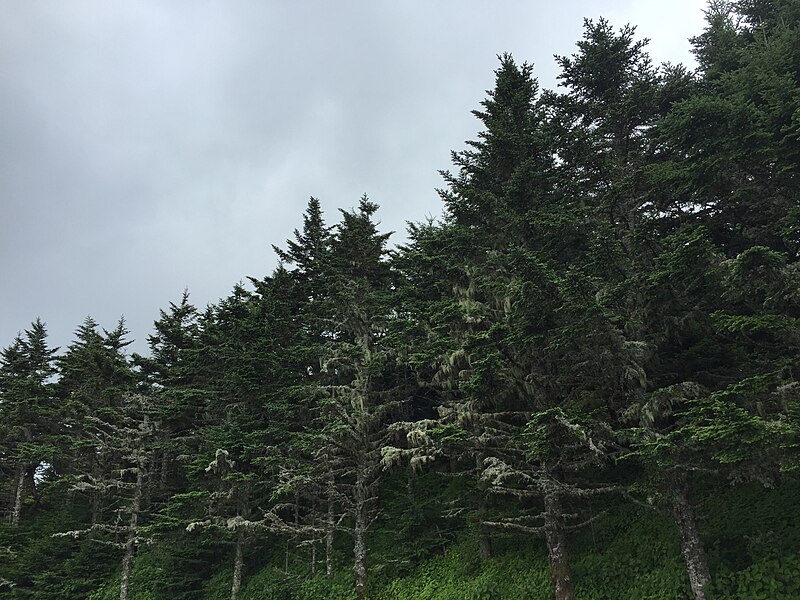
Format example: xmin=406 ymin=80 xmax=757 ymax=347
xmin=326 ymin=485 xmax=335 ymax=577
xmin=543 ymin=489 xmax=575 ymax=600
xmin=91 ymin=490 xmax=103 ymax=526
xmin=353 ymin=475 xmax=368 ymax=600
xmin=11 ymin=463 xmax=26 ymax=527
xmin=91 ymin=449 xmax=105 ymax=525
xmin=475 ymin=455 xmax=492 ymax=558
xmin=119 ymin=533 xmax=134 ymax=600
xmin=231 ymin=529 xmax=245 ymax=600
xmin=671 ymin=470 xmax=711 ymax=600
xmin=120 ymin=458 xmax=145 ymax=600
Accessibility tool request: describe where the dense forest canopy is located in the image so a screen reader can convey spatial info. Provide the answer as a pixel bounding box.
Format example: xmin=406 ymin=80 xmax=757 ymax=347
xmin=2 ymin=2 xmax=799 ymax=599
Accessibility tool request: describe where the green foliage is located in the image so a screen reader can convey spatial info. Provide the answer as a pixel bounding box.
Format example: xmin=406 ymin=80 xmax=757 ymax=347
xmin=380 ymin=539 xmax=551 ymax=600
xmin=0 ymin=500 xmax=120 ymax=599
xmin=705 ymin=480 xmax=800 ymax=599
xmin=711 ymin=557 xmax=800 ymax=600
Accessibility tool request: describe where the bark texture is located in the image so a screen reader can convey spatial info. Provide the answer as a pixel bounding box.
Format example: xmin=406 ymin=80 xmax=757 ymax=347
xmin=326 ymin=493 xmax=334 ymax=577
xmin=353 ymin=473 xmax=368 ymax=600
xmin=91 ymin=452 xmax=104 ymax=525
xmin=476 ymin=454 xmax=492 ymax=559
xmin=120 ymin=458 xmax=144 ymax=600
xmin=231 ymin=529 xmax=245 ymax=600
xmin=543 ymin=490 xmax=575 ymax=600
xmin=11 ymin=463 xmax=27 ymax=527
xmin=671 ymin=471 xmax=711 ymax=600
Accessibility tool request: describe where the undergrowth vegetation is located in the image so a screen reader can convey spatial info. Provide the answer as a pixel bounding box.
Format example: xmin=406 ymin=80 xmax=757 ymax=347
xmin=68 ymin=479 xmax=799 ymax=599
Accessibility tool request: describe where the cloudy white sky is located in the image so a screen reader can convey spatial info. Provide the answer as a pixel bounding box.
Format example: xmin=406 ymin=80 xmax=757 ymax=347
xmin=1 ymin=0 xmax=708 ymax=354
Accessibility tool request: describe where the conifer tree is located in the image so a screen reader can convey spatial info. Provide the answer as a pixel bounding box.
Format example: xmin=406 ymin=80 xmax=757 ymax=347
xmin=270 ymin=198 xmax=341 ymax=576
xmin=600 ymin=5 xmax=800 ymax=598
xmin=298 ymin=197 xmax=404 ymax=599
xmin=57 ymin=392 xmax=157 ymax=600
xmin=657 ymin=0 xmax=800 ymax=256
xmin=134 ymin=290 xmax=207 ymax=499
xmin=56 ymin=318 xmax=136 ymax=526
xmin=394 ymin=55 xmax=628 ymax=600
xmin=0 ymin=319 xmax=58 ymax=527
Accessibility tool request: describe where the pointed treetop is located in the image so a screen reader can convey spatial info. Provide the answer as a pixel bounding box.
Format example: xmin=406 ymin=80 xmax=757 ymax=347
xmin=104 ymin=317 xmax=133 ymax=352
xmin=20 ymin=319 xmax=58 ymax=383
xmin=273 ymin=197 xmax=333 ymax=274
xmin=556 ymin=18 xmax=652 ymax=105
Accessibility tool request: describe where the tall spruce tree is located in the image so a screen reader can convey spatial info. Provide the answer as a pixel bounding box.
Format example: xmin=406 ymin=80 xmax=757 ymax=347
xmin=56 ymin=318 xmax=137 ymax=526
xmin=391 ymin=55 xmax=630 ymax=600
xmin=300 ymin=197 xmax=404 ymax=599
xmin=657 ymin=0 xmax=800 ymax=256
xmin=0 ymin=320 xmax=58 ymax=527
xmin=271 ymin=198 xmax=341 ymax=576
xmin=178 ymin=275 xmax=304 ymax=599
xmin=57 ymin=392 xmax=158 ymax=600
xmin=54 ymin=319 xmax=157 ymax=600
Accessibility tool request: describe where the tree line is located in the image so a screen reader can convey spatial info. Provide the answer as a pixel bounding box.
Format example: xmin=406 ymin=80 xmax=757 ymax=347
xmin=2 ymin=3 xmax=799 ymax=599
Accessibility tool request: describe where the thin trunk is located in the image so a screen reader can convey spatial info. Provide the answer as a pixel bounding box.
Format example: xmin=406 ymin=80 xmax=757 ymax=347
xmin=92 ymin=450 xmax=104 ymax=525
xmin=543 ymin=489 xmax=575 ymax=600
xmin=91 ymin=491 xmax=102 ymax=526
xmin=476 ymin=454 xmax=492 ymax=558
xmin=309 ymin=499 xmax=318 ymax=575
xmin=353 ymin=474 xmax=368 ymax=600
xmin=326 ymin=484 xmax=334 ymax=577
xmin=11 ymin=463 xmax=26 ymax=527
xmin=231 ymin=529 xmax=245 ymax=600
xmin=671 ymin=470 xmax=711 ymax=600
xmin=120 ymin=457 xmax=145 ymax=600
xmin=13 ymin=427 xmax=35 ymax=525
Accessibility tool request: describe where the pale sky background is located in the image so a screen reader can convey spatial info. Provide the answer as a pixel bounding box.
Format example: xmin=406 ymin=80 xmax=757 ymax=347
xmin=0 ymin=0 xmax=708 ymax=355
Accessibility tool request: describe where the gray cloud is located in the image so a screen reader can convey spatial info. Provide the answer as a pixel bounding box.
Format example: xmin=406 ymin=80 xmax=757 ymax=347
xmin=0 ymin=0 xmax=707 ymax=353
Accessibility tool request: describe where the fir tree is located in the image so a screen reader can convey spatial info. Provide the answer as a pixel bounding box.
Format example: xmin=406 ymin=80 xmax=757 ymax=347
xmin=0 ymin=319 xmax=59 ymax=527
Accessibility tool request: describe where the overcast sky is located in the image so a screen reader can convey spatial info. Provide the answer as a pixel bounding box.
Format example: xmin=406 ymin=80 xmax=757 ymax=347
xmin=1 ymin=0 xmax=708 ymax=355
